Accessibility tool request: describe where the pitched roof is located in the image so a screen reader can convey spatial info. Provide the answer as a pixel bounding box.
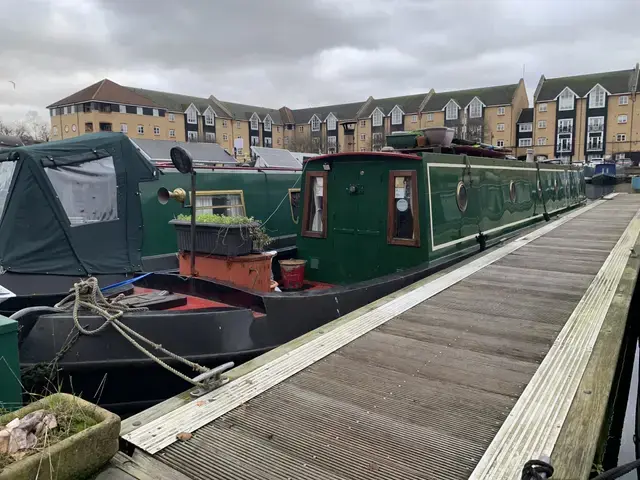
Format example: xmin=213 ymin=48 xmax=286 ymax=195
xmin=131 ymin=138 xmax=237 ymax=165
xmin=291 ymin=101 xmax=365 ymax=123
xmin=221 ymin=102 xmax=284 ymax=124
xmin=422 ymin=83 xmax=520 ymax=112
xmin=126 ymin=87 xmax=226 ymax=116
xmin=359 ymin=93 xmax=428 ymax=118
xmin=47 ymin=79 xmax=162 ymax=109
xmin=536 ymin=69 xmax=637 ymax=101
xmin=517 ymin=108 xmax=533 ymax=123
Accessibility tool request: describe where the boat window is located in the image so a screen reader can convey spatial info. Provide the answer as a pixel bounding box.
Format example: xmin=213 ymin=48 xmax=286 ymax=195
xmin=193 ymin=190 xmax=245 ymax=217
xmin=387 ymin=170 xmax=420 ymax=247
xmin=289 ymin=188 xmax=300 ymax=224
xmin=302 ymin=171 xmax=327 ymax=238
xmin=45 ymin=156 xmax=118 ymax=226
xmin=0 ymin=161 xmax=17 ymax=221
xmin=456 ymin=181 xmax=468 ymax=212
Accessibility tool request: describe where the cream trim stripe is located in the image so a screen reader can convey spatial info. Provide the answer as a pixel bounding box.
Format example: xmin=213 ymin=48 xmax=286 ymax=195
xmin=470 ymin=204 xmax=640 ymax=479
xmin=124 ymin=199 xmax=605 ymax=454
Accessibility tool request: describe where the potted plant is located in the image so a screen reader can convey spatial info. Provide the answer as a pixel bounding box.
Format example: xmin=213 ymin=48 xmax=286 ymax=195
xmin=170 ymin=213 xmax=272 ymax=257
xmin=0 ymin=393 xmax=120 ymax=480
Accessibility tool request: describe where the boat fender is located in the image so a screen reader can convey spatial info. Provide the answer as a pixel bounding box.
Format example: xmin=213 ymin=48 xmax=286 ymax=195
xmin=476 ymin=232 xmax=487 ymax=251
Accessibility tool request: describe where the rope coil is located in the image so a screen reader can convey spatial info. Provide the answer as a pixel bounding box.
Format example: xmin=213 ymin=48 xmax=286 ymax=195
xmin=55 ymin=277 xmax=210 ymax=387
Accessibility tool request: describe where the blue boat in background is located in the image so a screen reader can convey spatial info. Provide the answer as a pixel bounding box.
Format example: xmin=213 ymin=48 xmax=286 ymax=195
xmin=592 ymin=162 xmax=617 ymax=185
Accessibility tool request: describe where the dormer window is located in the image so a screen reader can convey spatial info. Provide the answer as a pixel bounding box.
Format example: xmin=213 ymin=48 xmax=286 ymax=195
xmin=390 ymin=106 xmax=403 ymax=125
xmin=445 ymin=100 xmax=459 ymax=120
xmin=372 ymin=108 xmax=383 ymax=127
xmin=311 ymin=115 xmax=321 ymax=132
xmin=263 ymin=115 xmax=272 ymax=132
xmin=468 ymin=97 xmax=483 ymax=118
xmin=186 ymin=104 xmax=198 ymax=124
xmin=204 ymin=108 xmax=215 ymax=126
xmin=250 ymin=113 xmax=260 ymax=131
xmin=326 ymin=114 xmax=337 ymax=131
xmin=558 ymin=88 xmax=575 ymax=111
xmin=588 ymin=85 xmax=606 ymax=109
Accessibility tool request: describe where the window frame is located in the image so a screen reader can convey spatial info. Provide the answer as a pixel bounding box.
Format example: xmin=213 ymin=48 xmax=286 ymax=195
xmin=538 ymin=103 xmax=548 ymax=112
xmin=169 ymin=129 xmax=176 ymax=138
xmin=519 ymin=123 xmax=532 ymax=132
xmin=263 ymin=116 xmax=272 ymax=132
xmin=390 ymin=107 xmax=402 ymax=125
xmin=119 ymin=105 xmax=126 ymax=114
xmin=326 ymin=115 xmax=337 ymax=130
xmin=387 ymin=170 xmax=420 ymax=247
xmin=168 ymin=113 xmax=175 ymax=122
xmin=192 ymin=190 xmax=246 ymax=216
xmin=186 ymin=106 xmax=198 ymax=124
xmin=153 ymin=108 xmax=159 ymax=117
xmin=445 ymin=102 xmax=458 ymax=120
xmin=153 ymin=126 xmax=160 ymax=136
xmin=518 ymin=138 xmax=532 ymax=147
xmin=205 ymin=132 xmax=216 ymax=142
xmin=222 ymin=119 xmax=228 ymax=127
xmin=538 ymin=120 xmax=546 ymax=129
xmin=617 ymin=133 xmax=627 ymax=142
xmin=205 ymin=109 xmax=215 ymax=126
xmin=497 ymin=123 xmax=505 ymax=132
xmin=468 ymin=98 xmax=482 ymax=119
xmin=619 ymin=95 xmax=629 ymax=106
xmin=618 ymin=114 xmax=628 ymax=124
xmin=288 ymin=188 xmax=301 ymax=224
xmin=496 ymin=140 xmax=505 ymax=147
xmin=250 ymin=114 xmax=260 ymax=130
xmin=136 ymin=107 xmax=144 ymax=115
xmin=120 ymin=123 xmax=128 ymax=134
xmin=301 ymin=171 xmax=328 ymax=238
xmin=311 ymin=115 xmax=321 ymax=132
xmin=558 ymin=89 xmax=575 ymax=111
xmin=223 ymin=133 xmax=229 ymax=141
xmin=537 ymin=137 xmax=547 ymax=146
xmin=589 ymin=85 xmax=606 ymax=109
xmin=187 ymin=131 xmax=198 ymax=141
xmin=426 ymin=113 xmax=434 ymax=121
xmin=137 ymin=125 xmax=144 ymax=135
xmin=497 ymin=107 xmax=505 ymax=116
xmin=411 ymin=114 xmax=418 ymax=123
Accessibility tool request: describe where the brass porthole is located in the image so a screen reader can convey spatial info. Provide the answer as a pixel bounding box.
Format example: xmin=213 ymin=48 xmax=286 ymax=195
xmin=509 ymin=181 xmax=517 ymax=203
xmin=456 ymin=181 xmax=468 ymax=213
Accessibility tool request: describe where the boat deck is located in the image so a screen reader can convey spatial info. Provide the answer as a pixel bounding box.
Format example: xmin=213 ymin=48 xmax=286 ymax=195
xmin=100 ymin=194 xmax=640 ymax=480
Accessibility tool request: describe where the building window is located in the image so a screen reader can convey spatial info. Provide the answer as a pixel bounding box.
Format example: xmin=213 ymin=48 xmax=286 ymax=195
xmin=372 ymin=109 xmax=383 ymax=127
xmin=250 ymin=115 xmax=259 ymax=130
xmin=50 ymin=108 xmax=57 ymax=117
xmin=194 ymin=190 xmax=246 ymax=217
xmin=223 ymin=133 xmax=229 ymax=141
xmin=468 ymin=98 xmax=482 ymax=118
xmin=360 ymin=134 xmax=366 ymax=141
xmin=302 ymin=171 xmax=328 ymax=238
xmin=277 ymin=138 xmax=281 ymax=146
xmin=327 ymin=115 xmax=337 ymax=130
xmin=52 ymin=126 xmax=58 ymax=136
xmin=327 ymin=136 xmax=337 ymax=153
xmin=619 ymin=95 xmax=629 ymax=106
xmin=360 ymin=147 xmax=366 ymax=152
xmin=277 ymin=125 xmax=281 ymax=133
xmin=263 ymin=116 xmax=272 ymax=132
xmin=426 ymin=113 xmax=434 ymax=122
xmin=558 ymin=89 xmax=575 ymax=111
xmin=445 ymin=102 xmax=458 ymax=120
xmin=85 ymin=122 xmax=93 ymax=133
xmin=63 ymin=106 xmax=68 ymax=115
xmin=390 ymin=107 xmax=403 ymax=125
xmin=588 ymin=116 xmax=604 ymax=132
xmin=519 ymin=123 xmax=532 ymax=132
xmin=222 ymin=119 xmax=228 ymax=127
xmin=288 ymin=188 xmax=301 ymax=224
xmin=538 ymin=103 xmax=548 ymax=112
xmin=497 ymin=107 xmax=505 ymax=116
xmin=558 ymin=118 xmax=573 ymax=133
xmin=496 ymin=140 xmax=504 ymax=147
xmin=137 ymin=107 xmax=143 ymax=115
xmin=251 ymin=136 xmax=259 ymax=146
xmin=264 ymin=137 xmax=272 ymax=147
xmin=360 ymin=120 xmax=366 ymax=127
xmin=236 ymin=121 xmax=241 ymax=129
xmin=169 ymin=129 xmax=175 ymax=138
xmin=538 ymin=120 xmax=547 ymax=129
xmin=187 ymin=131 xmax=198 ymax=141
xmin=168 ymin=113 xmax=175 ymax=122
xmin=519 ymin=138 xmax=532 ymax=147
xmin=119 ymin=105 xmax=126 ymax=114
xmin=153 ymin=108 xmax=159 ymax=117
xmin=186 ymin=106 xmax=197 ymax=124
xmin=537 ymin=137 xmax=547 ymax=146
xmin=205 ymin=110 xmax=215 ymax=126
xmin=589 ymin=85 xmax=606 ymax=109
xmin=411 ymin=114 xmax=418 ymax=123
xmin=154 ymin=126 xmax=160 ymax=136
xmin=387 ymin=170 xmax=419 ymax=247
xmin=284 ymin=136 xmax=290 ymax=145
xmin=70 ymin=105 xmax=76 ymax=114
xmin=617 ymin=133 xmax=627 ymax=142
xmin=618 ymin=114 xmax=628 ymax=124
xmin=497 ymin=123 xmax=505 ymax=132
xmin=137 ymin=125 xmax=144 ymax=135
xmin=311 ymin=116 xmax=321 ymax=131
xmin=120 ymin=123 xmax=128 ymax=133
xmin=205 ymin=132 xmax=216 ymax=142
xmin=616 ymin=153 xmax=626 ymax=160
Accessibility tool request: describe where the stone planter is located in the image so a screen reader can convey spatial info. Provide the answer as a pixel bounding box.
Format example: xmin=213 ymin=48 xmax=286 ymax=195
xmin=170 ymin=219 xmax=255 ymax=257
xmin=0 ymin=393 xmax=120 ymax=480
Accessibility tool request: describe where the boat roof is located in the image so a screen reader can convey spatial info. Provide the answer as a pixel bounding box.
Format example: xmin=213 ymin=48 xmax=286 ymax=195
xmin=251 ymin=146 xmax=302 ymax=169
xmin=132 ymin=138 xmax=238 ymax=165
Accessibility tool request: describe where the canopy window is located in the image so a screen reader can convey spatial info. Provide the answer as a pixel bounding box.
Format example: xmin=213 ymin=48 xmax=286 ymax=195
xmin=289 ymin=188 xmax=301 ymax=224
xmin=45 ymin=156 xmax=118 ymax=226
xmin=0 ymin=161 xmax=17 ymax=221
xmin=387 ymin=170 xmax=420 ymax=247
xmin=194 ymin=190 xmax=245 ymax=217
xmin=302 ymin=171 xmax=327 ymax=238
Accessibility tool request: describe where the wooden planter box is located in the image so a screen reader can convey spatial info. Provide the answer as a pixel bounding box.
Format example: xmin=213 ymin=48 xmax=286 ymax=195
xmin=170 ymin=220 xmax=255 ymax=257
xmin=0 ymin=393 xmax=120 ymax=480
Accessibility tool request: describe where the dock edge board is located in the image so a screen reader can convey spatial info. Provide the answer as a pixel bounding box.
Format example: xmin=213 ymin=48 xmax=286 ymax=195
xmin=123 ymin=198 xmax=607 ymax=454
xmin=469 ymin=200 xmax=640 ymax=479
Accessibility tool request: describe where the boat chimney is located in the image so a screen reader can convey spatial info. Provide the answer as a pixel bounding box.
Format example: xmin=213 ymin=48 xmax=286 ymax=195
xmin=525 ymin=149 xmax=535 ymax=163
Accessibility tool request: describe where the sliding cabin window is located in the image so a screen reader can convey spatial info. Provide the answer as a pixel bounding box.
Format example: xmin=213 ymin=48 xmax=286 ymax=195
xmin=302 ymin=171 xmax=327 ymax=238
xmin=193 ymin=190 xmax=246 ymax=217
xmin=387 ymin=170 xmax=420 ymax=247
xmin=0 ymin=161 xmax=16 ymax=221
xmin=289 ymin=188 xmax=301 ymax=224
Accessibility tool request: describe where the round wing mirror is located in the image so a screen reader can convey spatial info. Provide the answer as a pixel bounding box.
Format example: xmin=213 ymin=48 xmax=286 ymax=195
xmin=170 ymin=146 xmax=194 ymax=174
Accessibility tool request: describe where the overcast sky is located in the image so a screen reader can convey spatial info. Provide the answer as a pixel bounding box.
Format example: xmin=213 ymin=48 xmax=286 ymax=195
xmin=1 ymin=0 xmax=639 ymax=125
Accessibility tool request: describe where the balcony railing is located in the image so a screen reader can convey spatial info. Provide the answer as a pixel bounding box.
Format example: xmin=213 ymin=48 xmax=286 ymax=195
xmin=588 ymin=124 xmax=604 ymax=132
xmin=558 ymin=125 xmax=573 ymax=134
xmin=557 ymin=139 xmax=572 ymax=152
xmin=587 ymin=140 xmax=603 ymax=151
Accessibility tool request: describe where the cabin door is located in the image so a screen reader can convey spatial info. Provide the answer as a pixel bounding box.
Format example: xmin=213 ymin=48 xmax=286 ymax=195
xmin=330 ymin=161 xmax=386 ymax=282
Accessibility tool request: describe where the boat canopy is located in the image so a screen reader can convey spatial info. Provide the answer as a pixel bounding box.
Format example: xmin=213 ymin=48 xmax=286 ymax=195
xmin=0 ymin=132 xmax=158 ymax=275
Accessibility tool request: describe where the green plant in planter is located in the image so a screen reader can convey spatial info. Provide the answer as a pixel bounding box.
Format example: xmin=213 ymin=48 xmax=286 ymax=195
xmin=176 ymin=214 xmax=273 ymax=251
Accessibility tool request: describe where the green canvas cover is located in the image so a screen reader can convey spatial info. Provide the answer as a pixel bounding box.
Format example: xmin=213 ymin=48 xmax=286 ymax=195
xmin=0 ymin=133 xmax=157 ymax=275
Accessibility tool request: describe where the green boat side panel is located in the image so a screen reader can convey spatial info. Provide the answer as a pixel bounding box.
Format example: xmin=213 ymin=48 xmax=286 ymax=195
xmin=139 ymin=170 xmax=301 ymax=257
xmin=297 ymin=152 xmax=585 ymax=285
xmin=0 ymin=315 xmax=21 ymax=411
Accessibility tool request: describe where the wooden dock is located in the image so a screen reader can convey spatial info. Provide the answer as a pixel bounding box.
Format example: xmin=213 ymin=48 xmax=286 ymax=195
xmin=99 ymin=193 xmax=640 ymax=480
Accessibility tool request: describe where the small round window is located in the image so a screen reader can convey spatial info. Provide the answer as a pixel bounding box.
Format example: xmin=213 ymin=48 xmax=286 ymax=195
xmin=509 ymin=181 xmax=517 ymax=203
xmin=456 ymin=181 xmax=468 ymax=213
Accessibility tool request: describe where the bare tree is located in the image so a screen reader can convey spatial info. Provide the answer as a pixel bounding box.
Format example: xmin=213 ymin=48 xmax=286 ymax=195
xmin=0 ymin=111 xmax=50 ymax=143
xmin=288 ymin=133 xmax=327 ymax=154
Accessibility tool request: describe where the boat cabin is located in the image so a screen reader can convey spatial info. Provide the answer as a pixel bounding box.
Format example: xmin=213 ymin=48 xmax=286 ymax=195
xmin=296 ymin=151 xmax=586 ymax=285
